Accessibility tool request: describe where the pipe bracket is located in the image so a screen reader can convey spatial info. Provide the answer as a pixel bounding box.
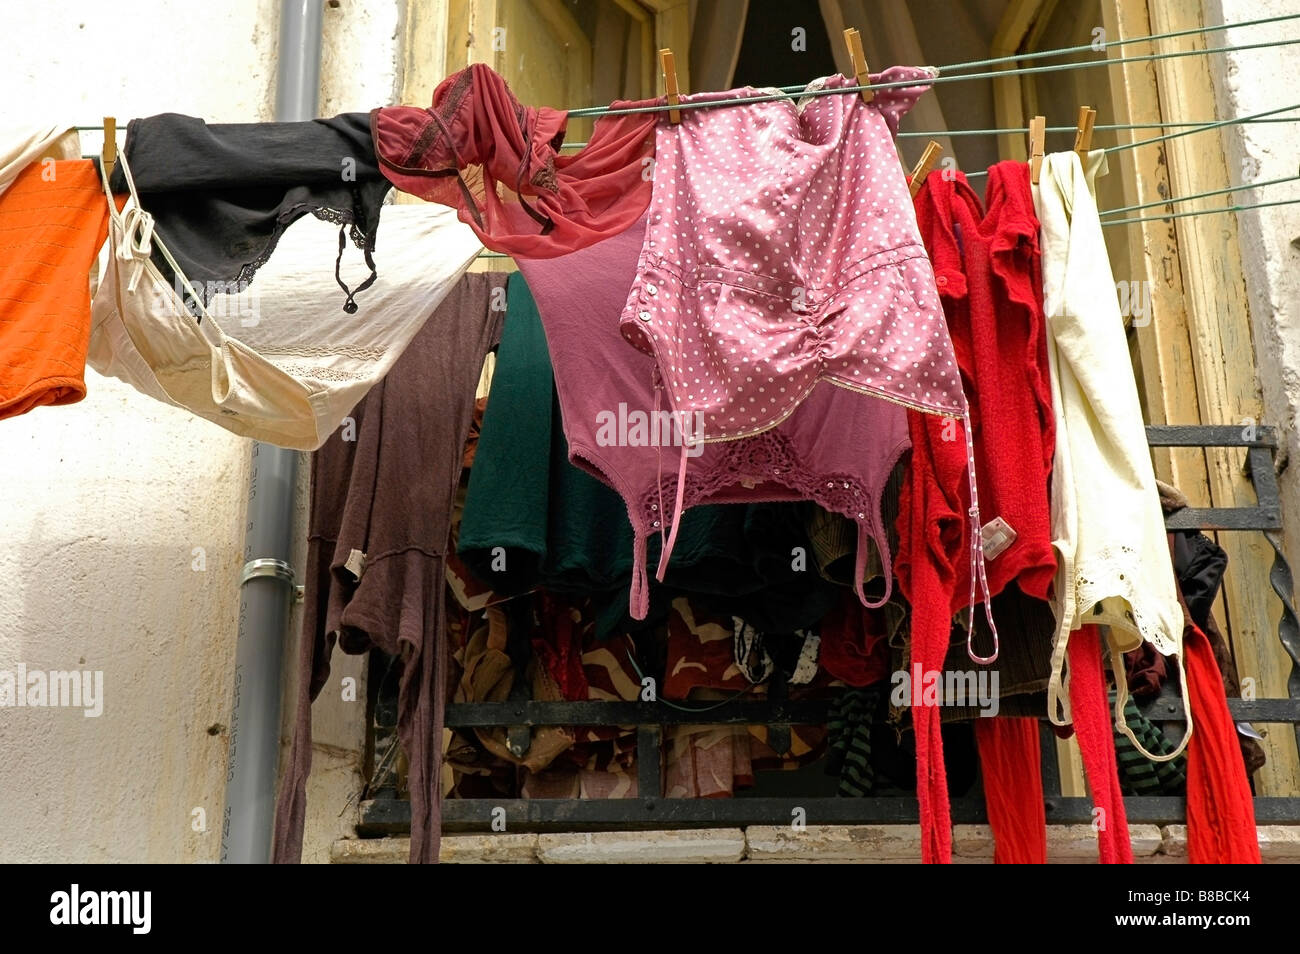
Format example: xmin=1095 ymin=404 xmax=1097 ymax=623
xmin=239 ymin=558 xmax=297 ymax=589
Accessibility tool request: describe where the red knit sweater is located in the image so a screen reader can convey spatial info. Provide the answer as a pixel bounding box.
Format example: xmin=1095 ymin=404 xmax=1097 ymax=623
xmin=911 ymin=162 xmax=1056 ymax=603
xmin=897 ymin=164 xmax=1057 ymax=863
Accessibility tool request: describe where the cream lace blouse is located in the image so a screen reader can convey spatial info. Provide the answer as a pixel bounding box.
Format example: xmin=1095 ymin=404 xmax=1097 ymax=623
xmin=1034 ymin=149 xmax=1191 ymax=760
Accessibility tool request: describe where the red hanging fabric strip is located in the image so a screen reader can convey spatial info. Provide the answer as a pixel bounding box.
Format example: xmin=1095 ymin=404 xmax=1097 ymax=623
xmin=975 ymin=717 xmax=1047 ymax=863
xmin=1184 ymin=623 xmax=1261 ymax=863
xmin=896 ymin=410 xmax=962 ymax=863
xmin=1068 ymin=625 xmax=1133 ymax=863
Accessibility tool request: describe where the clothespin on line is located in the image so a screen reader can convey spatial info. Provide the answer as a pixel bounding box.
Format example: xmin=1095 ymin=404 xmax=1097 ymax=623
xmin=1074 ymin=105 xmax=1097 ymax=156
xmin=659 ymin=49 xmax=681 ymax=124
xmin=843 ymin=28 xmax=873 ymax=102
xmin=102 ymin=116 xmax=117 ymax=179
xmin=908 ymin=140 xmax=943 ymax=197
xmin=1028 ymin=115 xmax=1046 ymax=185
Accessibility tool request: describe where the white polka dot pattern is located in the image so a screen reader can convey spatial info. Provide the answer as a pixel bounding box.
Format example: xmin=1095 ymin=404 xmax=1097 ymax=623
xmin=619 ymin=69 xmax=966 ymax=441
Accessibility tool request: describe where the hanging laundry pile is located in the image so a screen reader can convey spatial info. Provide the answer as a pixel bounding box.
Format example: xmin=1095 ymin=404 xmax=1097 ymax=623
xmin=325 ymin=60 xmax=1261 ymax=865
xmin=0 ymin=39 xmax=1268 ymax=867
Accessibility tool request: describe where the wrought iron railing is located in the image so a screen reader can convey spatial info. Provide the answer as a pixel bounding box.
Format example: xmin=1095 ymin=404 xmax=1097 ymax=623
xmin=358 ymin=425 xmax=1300 ymax=835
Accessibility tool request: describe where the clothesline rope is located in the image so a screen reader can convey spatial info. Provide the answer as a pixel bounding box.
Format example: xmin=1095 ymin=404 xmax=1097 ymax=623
xmin=963 ymin=100 xmax=1300 ymax=179
xmin=1099 ymin=196 xmax=1300 ymax=227
xmin=1099 ymin=172 xmax=1300 ymax=216
xmin=72 ymin=16 xmax=1298 ymax=239
xmin=473 ymin=176 xmax=1300 ymax=258
xmin=470 ymin=175 xmax=1300 ymax=257
xmin=555 ymin=114 xmax=1300 ymax=151
xmin=79 ymin=111 xmax=1300 ymax=160
xmin=852 ymin=9 xmax=1300 ymax=78
xmin=567 ymin=36 xmax=1299 ymax=118
xmin=1107 ymin=100 xmax=1300 ymax=153
xmin=888 ymin=10 xmax=1300 ymax=75
xmin=478 ymin=123 xmax=1300 ymax=258
xmin=899 ymin=116 xmax=1300 ymax=138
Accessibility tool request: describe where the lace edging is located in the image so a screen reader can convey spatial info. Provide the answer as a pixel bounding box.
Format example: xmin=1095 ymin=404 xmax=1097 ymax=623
xmin=219 ymin=193 xmax=375 ymax=299
xmin=1074 ymin=543 xmax=1182 ymax=656
xmin=636 ymin=427 xmax=885 ymax=532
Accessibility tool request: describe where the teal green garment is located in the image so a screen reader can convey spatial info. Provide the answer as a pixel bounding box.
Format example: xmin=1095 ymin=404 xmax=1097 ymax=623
xmin=459 ymin=273 xmax=659 ymax=600
xmin=460 ymin=273 xmax=841 ymax=635
xmin=458 ymin=274 xmax=555 ymax=594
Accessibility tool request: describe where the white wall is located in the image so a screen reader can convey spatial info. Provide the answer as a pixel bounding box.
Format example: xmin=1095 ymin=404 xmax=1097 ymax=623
xmin=0 ymin=0 xmax=404 ymax=863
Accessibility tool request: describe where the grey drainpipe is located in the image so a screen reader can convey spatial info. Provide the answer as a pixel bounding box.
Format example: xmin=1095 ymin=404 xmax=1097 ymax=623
xmin=220 ymin=0 xmax=323 ymax=864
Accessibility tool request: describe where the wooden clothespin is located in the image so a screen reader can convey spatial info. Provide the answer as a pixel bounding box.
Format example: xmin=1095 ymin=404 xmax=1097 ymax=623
xmin=659 ymin=49 xmax=681 ymax=124
xmin=908 ymin=140 xmax=943 ymax=197
xmin=1074 ymin=105 xmax=1097 ymax=156
xmin=102 ymin=116 xmax=117 ymax=179
xmin=1028 ymin=115 xmax=1046 ymax=185
xmin=843 ymin=28 xmax=873 ymax=102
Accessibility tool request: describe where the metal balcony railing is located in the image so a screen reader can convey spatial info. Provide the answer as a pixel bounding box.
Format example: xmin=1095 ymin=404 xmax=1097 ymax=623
xmin=357 ymin=425 xmax=1300 ymax=835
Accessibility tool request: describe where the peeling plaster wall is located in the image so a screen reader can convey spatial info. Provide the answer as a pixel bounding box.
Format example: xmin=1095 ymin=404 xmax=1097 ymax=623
xmin=1206 ymin=0 xmax=1300 ymax=608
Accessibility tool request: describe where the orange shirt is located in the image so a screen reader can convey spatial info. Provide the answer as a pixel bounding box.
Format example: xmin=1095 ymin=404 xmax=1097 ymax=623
xmin=0 ymin=159 xmax=108 ymax=419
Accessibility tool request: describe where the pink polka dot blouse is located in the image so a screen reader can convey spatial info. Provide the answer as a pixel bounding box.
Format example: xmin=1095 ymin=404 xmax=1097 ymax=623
xmin=619 ymin=68 xmax=967 ymax=442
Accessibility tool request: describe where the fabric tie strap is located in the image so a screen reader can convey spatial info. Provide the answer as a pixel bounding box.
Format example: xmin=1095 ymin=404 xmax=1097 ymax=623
xmin=117 ymin=205 xmax=155 ymax=293
xmin=1046 ymin=626 xmax=1073 ymax=726
xmin=655 ymin=441 xmax=690 ymax=582
xmin=96 ymin=150 xmax=212 ymax=325
xmin=1112 ymin=640 xmax=1193 ymax=762
xmin=852 ymin=521 xmax=892 ymax=609
xmin=334 ymin=226 xmax=379 ymax=314
xmin=962 ymin=408 xmax=1000 ymax=663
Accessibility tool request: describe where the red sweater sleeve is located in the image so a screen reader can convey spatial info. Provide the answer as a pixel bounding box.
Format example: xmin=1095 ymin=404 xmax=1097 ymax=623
xmin=895 ymin=409 xmax=970 ymax=863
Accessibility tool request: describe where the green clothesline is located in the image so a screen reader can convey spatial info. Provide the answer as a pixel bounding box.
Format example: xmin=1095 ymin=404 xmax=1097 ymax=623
xmin=472 ymin=168 xmax=1300 ymax=258
xmin=1099 ymin=195 xmax=1300 ymax=227
xmin=557 ymin=114 xmax=1300 ymax=151
xmin=569 ymin=36 xmax=1299 ymax=118
xmin=79 ymin=109 xmax=1300 ymax=160
xmin=896 ymin=116 xmax=1300 ymax=138
xmin=886 ymin=10 xmax=1300 ymax=75
xmin=71 ymin=11 xmax=1299 ymax=238
xmin=1099 ymin=172 xmax=1300 ymax=216
xmin=962 ymin=100 xmax=1300 ymax=179
xmin=473 ymin=187 xmax=1299 ymax=257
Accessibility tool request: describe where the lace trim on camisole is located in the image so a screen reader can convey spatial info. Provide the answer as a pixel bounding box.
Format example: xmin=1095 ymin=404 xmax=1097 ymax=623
xmin=624 ymin=426 xmax=904 ymax=620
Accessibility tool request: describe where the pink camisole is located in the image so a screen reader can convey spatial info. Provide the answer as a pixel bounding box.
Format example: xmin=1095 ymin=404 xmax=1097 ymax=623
xmin=619 ymin=69 xmax=966 ymax=438
xmin=612 ymin=71 xmax=986 ymax=612
xmin=517 ymin=216 xmax=909 ymax=620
